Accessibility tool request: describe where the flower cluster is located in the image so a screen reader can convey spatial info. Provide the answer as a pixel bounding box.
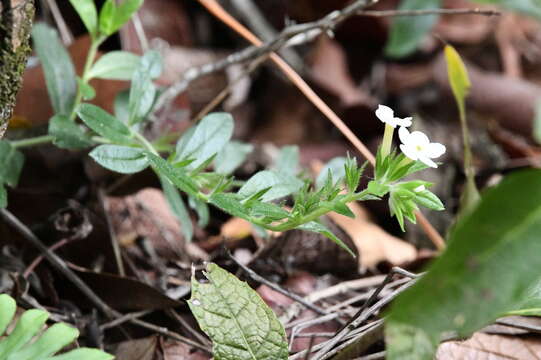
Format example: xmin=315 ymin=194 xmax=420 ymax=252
xmin=376 ymin=104 xmax=446 ymax=168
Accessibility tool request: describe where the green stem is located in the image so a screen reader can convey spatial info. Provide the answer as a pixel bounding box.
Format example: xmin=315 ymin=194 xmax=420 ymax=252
xmin=11 ymin=135 xmax=54 ymax=148
xmin=69 ymin=37 xmax=104 ymax=121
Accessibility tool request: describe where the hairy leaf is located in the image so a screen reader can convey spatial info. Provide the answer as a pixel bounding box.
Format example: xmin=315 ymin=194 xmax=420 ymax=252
xmin=88 ymin=51 xmax=140 ymax=80
xmin=215 ymin=141 xmax=253 ymax=175
xmin=49 ymin=115 xmax=93 ymax=149
xmin=386 ymin=169 xmax=541 ymax=359
xmin=129 ymin=51 xmax=162 ymax=125
xmin=176 ymin=113 xmax=234 ymax=170
xmin=90 ymin=145 xmax=148 ymax=174
xmin=189 ymin=263 xmax=288 ymax=360
xmin=145 ymin=153 xmax=199 ymax=197
xmin=238 ymin=170 xmax=303 ymax=202
xmin=32 ymin=23 xmax=77 ymax=116
xmin=77 ymin=103 xmax=133 ymax=144
xmin=384 ymin=0 xmax=442 ymax=58
xmin=273 ymin=145 xmax=299 ymax=176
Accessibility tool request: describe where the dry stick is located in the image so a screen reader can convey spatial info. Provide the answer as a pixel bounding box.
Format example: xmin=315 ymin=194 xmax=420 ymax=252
xmin=98 ymin=188 xmax=125 ymax=277
xmin=228 ymin=252 xmax=328 ymax=316
xmin=0 ymin=208 xmax=211 ymax=354
xmin=44 ymin=0 xmax=73 ymax=45
xmin=197 ymin=0 xmax=450 ymax=250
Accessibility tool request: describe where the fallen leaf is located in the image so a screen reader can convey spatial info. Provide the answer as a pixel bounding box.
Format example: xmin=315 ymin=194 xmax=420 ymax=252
xmin=115 ymin=336 xmax=158 ymax=360
xmin=436 ymin=332 xmax=541 ymax=359
xmin=220 ymin=216 xmax=252 ymax=240
xmin=161 ymin=338 xmax=209 ymax=360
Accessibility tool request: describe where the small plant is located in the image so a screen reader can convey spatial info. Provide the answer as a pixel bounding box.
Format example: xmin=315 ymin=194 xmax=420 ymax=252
xmin=0 ymin=294 xmax=113 ymax=360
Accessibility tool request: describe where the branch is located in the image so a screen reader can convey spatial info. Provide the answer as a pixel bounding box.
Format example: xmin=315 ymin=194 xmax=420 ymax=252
xmin=359 ymin=7 xmax=500 ymax=17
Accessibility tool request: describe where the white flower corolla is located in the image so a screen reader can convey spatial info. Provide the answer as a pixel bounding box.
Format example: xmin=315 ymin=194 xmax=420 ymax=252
xmin=413 ymin=185 xmax=426 ymax=193
xmin=398 ymin=127 xmax=446 ymax=168
xmin=375 ymin=104 xmax=413 ymax=128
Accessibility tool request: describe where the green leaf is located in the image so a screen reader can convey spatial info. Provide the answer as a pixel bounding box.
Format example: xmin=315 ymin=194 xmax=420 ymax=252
xmin=128 ymin=51 xmax=162 ymax=125
xmin=160 ymin=176 xmax=194 ymax=242
xmin=0 ymin=294 xmax=16 ymax=335
xmin=0 ymin=309 xmax=49 ymax=357
xmin=316 ymin=157 xmax=346 ymax=190
xmin=273 ymin=145 xmax=299 ymax=176
xmin=68 ymin=0 xmax=98 ymax=37
xmin=77 ymin=103 xmax=133 ymax=144
xmin=114 ymin=89 xmax=130 ymax=124
xmin=238 ymin=170 xmax=303 ymax=202
xmin=209 ymin=193 xmax=253 ymax=222
xmin=0 ymin=140 xmax=24 ymax=187
xmin=297 ymin=221 xmax=356 ymax=257
xmin=384 ymin=0 xmax=442 ymax=58
xmin=331 ymin=201 xmax=355 ymax=218
xmin=249 ymin=202 xmax=289 ymax=221
xmin=214 ymin=141 xmax=253 ymax=175
xmin=77 ymin=78 xmax=96 ymax=101
xmin=11 ymin=323 xmax=79 ymax=360
xmin=99 ymin=0 xmax=144 ymax=36
xmin=386 ymin=169 xmax=541 ymax=359
xmin=88 ymin=51 xmax=141 ymax=80
xmin=445 ymin=44 xmax=471 ymax=120
xmin=145 ymin=153 xmax=199 ymax=197
xmin=90 ymin=145 xmax=149 ymax=174
xmin=176 ymin=113 xmax=234 ymax=170
xmin=32 ymin=23 xmax=77 ymax=116
xmin=472 ymin=0 xmax=541 ymax=20
xmin=189 ymin=263 xmax=289 ymax=360
xmin=49 ymin=115 xmax=93 ymax=149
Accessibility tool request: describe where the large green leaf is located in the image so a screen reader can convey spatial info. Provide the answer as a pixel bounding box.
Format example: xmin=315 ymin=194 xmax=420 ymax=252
xmin=176 ymin=113 xmax=234 ymax=170
xmin=238 ymin=170 xmax=303 ymax=202
xmin=77 ymin=103 xmax=133 ymax=144
xmin=32 ymin=23 xmax=77 ymax=116
xmin=189 ymin=263 xmax=288 ymax=360
xmin=48 ymin=115 xmax=93 ymax=149
xmin=384 ymin=0 xmax=441 ymax=58
xmin=385 ymin=169 xmax=541 ymax=359
xmin=68 ymin=0 xmax=98 ymax=37
xmin=0 ymin=140 xmax=24 ymax=187
xmin=90 ymin=145 xmax=149 ymax=174
xmin=88 ymin=51 xmax=141 ymax=80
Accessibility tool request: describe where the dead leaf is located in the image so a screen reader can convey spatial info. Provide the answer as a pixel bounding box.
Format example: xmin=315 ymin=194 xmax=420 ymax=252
xmin=436 ymin=332 xmax=541 ymax=359
xmin=220 ymin=217 xmax=252 ymax=240
xmin=115 ymin=336 xmax=158 ymax=360
xmin=161 ymin=338 xmax=209 ymax=360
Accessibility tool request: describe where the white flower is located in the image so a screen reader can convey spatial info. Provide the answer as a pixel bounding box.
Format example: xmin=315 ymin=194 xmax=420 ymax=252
xmin=413 ymin=185 xmax=426 ymax=193
xmin=375 ymin=104 xmax=412 ymax=128
xmin=399 ymin=127 xmax=446 ymax=168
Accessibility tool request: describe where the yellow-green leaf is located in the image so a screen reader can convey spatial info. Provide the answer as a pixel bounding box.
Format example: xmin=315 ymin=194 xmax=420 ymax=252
xmin=445 ymin=44 xmax=471 ymax=119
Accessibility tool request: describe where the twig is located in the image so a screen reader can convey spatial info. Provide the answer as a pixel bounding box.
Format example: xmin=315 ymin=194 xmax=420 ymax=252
xmin=228 ymin=252 xmax=328 ymax=315
xmin=167 ymin=309 xmax=212 ymax=348
xmin=318 ymin=320 xmax=384 ymax=360
xmin=304 ymin=335 xmax=316 ymax=360
xmin=0 ymin=208 xmax=117 ymax=319
xmin=131 ymin=12 xmax=149 ymax=52
xmin=197 ymin=0 xmax=448 ymax=250
xmin=311 ymin=268 xmax=417 ymax=360
xmin=98 ymin=188 xmax=125 ymax=277
xmin=23 ymin=238 xmax=68 ymax=278
xmin=352 ymin=350 xmax=386 ymax=360
xmin=44 ymin=0 xmax=73 ymax=45
xmin=100 ymin=309 xmax=152 ymax=331
xmin=358 ymin=8 xmax=500 ymax=17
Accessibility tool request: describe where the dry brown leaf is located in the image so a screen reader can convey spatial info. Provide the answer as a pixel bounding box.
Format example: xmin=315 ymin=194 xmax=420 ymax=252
xmin=436 ymin=332 xmax=541 ymax=360
xmin=115 ymin=336 xmax=158 ymax=360
xmin=220 ymin=217 xmax=252 ymax=240
xmin=161 ymin=338 xmax=209 ymax=360
xmin=327 ymin=201 xmax=417 ymax=269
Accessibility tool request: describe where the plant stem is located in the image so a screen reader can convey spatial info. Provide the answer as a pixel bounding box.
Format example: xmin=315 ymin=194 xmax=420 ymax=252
xmin=11 ymin=135 xmax=54 ymax=148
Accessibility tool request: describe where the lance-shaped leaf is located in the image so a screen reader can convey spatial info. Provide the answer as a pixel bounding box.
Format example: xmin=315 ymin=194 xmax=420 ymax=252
xmin=128 ymin=51 xmax=162 ymax=124
xmin=49 ymin=115 xmax=93 ymax=149
xmin=385 ymin=169 xmax=541 ymax=360
xmin=77 ymin=103 xmax=133 ymax=144
xmin=238 ymin=170 xmax=303 ymax=202
xmin=99 ymin=0 xmax=144 ymax=36
xmin=68 ymin=0 xmax=98 ymax=37
xmin=160 ymin=176 xmax=194 ymax=242
xmin=32 ymin=23 xmax=77 ymax=116
xmin=90 ymin=145 xmax=149 ymax=174
xmin=88 ymin=51 xmax=141 ymax=80
xmin=189 ymin=263 xmax=288 ymax=360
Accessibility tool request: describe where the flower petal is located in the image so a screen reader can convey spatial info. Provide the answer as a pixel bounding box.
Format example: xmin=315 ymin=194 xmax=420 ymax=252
xmin=396 ymin=117 xmax=413 ymax=127
xmin=408 ymin=131 xmax=430 ymax=146
xmin=426 ymin=142 xmax=446 ymax=158
xmin=375 ymin=104 xmax=394 ymax=124
xmin=419 ymin=155 xmax=438 ymax=168
xmin=398 ymin=126 xmax=411 ymax=144
xmin=400 ymin=144 xmax=419 ymax=161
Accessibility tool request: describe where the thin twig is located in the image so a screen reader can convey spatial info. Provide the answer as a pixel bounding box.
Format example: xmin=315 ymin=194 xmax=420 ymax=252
xmin=98 ymin=188 xmax=125 ymax=277
xmin=44 ymin=0 xmax=73 ymax=45
xmin=228 ymin=252 xmax=328 ymax=315
xmin=358 ymin=7 xmax=500 ymax=17
xmin=100 ymin=309 xmax=152 ymax=331
xmin=197 ymin=0 xmax=448 ymax=250
xmin=167 ymin=309 xmax=212 ymax=347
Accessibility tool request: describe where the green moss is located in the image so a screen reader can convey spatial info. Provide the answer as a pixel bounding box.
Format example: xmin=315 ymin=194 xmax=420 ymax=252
xmin=0 ymin=0 xmax=35 ymax=138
